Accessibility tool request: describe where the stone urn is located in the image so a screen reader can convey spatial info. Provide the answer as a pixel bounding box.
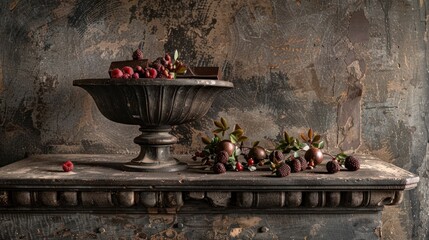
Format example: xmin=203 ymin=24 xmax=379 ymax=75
xmin=73 ymin=78 xmax=233 ymax=172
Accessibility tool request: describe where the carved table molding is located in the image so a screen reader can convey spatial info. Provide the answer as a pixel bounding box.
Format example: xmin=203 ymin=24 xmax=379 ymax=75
xmin=0 ymin=154 xmax=418 ymax=213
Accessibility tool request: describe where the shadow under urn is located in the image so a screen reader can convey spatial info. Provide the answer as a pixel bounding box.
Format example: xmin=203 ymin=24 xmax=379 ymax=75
xmin=73 ymin=78 xmax=233 ymax=172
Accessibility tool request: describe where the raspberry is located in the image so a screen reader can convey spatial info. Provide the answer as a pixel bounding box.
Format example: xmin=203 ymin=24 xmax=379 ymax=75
xmin=287 ymin=158 xmax=302 ymax=173
xmin=345 ymin=156 xmax=360 ymax=171
xmin=132 ymin=48 xmax=144 ymax=60
xmin=215 ymin=150 xmax=229 ymax=164
xmin=276 ymin=163 xmax=291 ymax=177
xmin=62 ymin=160 xmax=74 ymax=172
xmin=326 ymin=160 xmax=340 ymax=174
xmin=213 ymin=163 xmax=226 ymax=174
xmin=297 ymin=156 xmax=308 ymax=170
xmin=269 ymin=150 xmax=284 ymax=162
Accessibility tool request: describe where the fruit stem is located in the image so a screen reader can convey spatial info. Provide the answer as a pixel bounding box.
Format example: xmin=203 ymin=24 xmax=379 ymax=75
xmin=323 ymin=152 xmax=335 ymax=158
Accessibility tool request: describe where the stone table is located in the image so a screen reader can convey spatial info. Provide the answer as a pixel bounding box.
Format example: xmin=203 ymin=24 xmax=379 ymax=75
xmin=0 ymin=154 xmax=419 ymax=239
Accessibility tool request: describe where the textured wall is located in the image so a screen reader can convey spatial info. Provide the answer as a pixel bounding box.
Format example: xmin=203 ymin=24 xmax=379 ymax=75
xmin=0 ymin=0 xmax=428 ymax=239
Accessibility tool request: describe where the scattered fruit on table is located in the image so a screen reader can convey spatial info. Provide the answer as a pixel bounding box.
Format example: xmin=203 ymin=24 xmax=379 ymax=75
xmin=194 ymin=118 xmax=362 ymax=176
xmin=62 ymin=160 xmax=74 ymax=172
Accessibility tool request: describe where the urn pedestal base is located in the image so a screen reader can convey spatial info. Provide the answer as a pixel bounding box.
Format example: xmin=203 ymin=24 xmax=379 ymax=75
xmin=123 ymin=126 xmax=187 ymax=172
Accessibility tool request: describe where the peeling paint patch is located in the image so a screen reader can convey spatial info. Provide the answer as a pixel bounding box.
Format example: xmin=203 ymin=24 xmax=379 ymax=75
xmin=348 ymin=9 xmax=369 ymax=43
xmin=82 ymin=39 xmax=128 ymax=59
xmin=229 ymin=227 xmax=242 ymax=237
xmin=310 ymin=223 xmax=323 ymax=236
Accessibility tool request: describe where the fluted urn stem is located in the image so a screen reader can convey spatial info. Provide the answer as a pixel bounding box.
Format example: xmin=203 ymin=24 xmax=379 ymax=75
xmin=123 ymin=126 xmax=187 ymax=172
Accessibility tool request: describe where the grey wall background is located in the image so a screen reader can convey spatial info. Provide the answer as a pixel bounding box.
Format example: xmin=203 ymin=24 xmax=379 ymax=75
xmin=0 ymin=0 xmax=428 ymax=239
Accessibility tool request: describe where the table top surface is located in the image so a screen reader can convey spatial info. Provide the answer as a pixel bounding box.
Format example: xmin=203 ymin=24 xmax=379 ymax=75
xmin=0 ymin=154 xmax=419 ymax=191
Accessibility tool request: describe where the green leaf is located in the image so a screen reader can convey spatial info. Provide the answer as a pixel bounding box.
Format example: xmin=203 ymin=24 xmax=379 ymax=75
xmin=221 ymin=117 xmax=228 ymax=129
xmin=231 ymin=129 xmax=244 ymax=137
xmin=299 ymin=142 xmax=307 ymax=149
xmin=313 ymin=134 xmax=321 ymax=143
xmin=318 ymin=141 xmax=325 ymax=149
xmin=293 ymin=151 xmax=299 ymax=158
xmin=284 ymin=131 xmax=290 ymax=141
xmin=288 ymin=136 xmax=294 ymax=144
xmin=229 ymin=134 xmax=238 ymax=144
xmin=336 ymin=152 xmax=348 ymax=160
xmin=234 ymin=124 xmax=242 ymax=131
xmin=174 ymin=49 xmax=179 ymax=61
xmin=214 ymin=121 xmax=223 ymax=128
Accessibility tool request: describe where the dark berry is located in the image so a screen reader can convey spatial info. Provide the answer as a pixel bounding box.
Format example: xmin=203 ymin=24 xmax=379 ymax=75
xmin=276 ymin=163 xmax=291 ymax=177
xmin=287 ymin=158 xmax=302 ymax=173
xmin=216 ymin=150 xmax=229 ymax=164
xmin=213 ymin=163 xmax=226 ymax=174
xmin=345 ymin=156 xmax=360 ymax=171
xmin=326 ymin=160 xmax=340 ymax=174
xmin=132 ymin=48 xmax=144 ymax=60
xmin=269 ymin=150 xmax=284 ymax=162
xmin=297 ymin=156 xmax=308 ymax=171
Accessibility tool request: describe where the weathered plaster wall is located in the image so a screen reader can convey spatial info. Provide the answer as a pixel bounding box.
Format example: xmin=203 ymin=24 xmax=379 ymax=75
xmin=0 ymin=0 xmax=428 ymax=239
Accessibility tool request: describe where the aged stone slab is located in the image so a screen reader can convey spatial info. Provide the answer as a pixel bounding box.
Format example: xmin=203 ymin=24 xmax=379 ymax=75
xmin=0 ymin=154 xmax=418 ymax=212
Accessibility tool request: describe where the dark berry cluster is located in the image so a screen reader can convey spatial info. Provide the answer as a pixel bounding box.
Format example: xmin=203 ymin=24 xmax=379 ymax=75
xmin=195 ymin=118 xmax=361 ymax=176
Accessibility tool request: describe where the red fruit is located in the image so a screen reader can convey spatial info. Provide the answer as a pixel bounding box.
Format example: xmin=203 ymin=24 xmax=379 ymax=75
xmin=123 ymin=73 xmax=131 ymax=79
xmin=167 ymin=63 xmax=175 ymax=71
xmin=165 ymin=53 xmax=172 ymax=63
xmin=168 ymin=73 xmax=175 ymax=79
xmin=162 ymin=69 xmax=170 ymax=77
xmin=236 ymin=162 xmax=244 ymax=171
xmin=132 ymin=73 xmax=139 ymax=79
xmin=122 ymin=66 xmax=134 ymax=75
xmin=62 ymin=160 xmax=74 ymax=172
xmin=144 ymin=69 xmax=151 ymax=78
xmin=149 ymin=68 xmax=157 ymax=78
xmin=135 ymin=66 xmax=143 ymax=72
xmin=110 ymin=68 xmax=123 ymax=78
xmin=247 ymin=158 xmax=254 ymax=166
